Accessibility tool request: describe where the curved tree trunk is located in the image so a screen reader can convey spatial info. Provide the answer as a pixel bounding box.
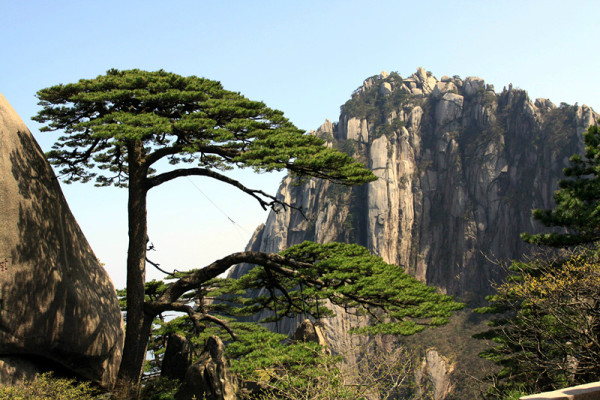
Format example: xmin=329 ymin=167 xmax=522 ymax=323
xmin=118 ymin=142 xmax=152 ymax=385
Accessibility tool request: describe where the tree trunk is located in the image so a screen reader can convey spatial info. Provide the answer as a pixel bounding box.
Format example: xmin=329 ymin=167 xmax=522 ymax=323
xmin=118 ymin=142 xmax=152 ymax=385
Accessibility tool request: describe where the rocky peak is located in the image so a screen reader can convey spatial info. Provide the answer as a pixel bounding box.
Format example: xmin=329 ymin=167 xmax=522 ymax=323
xmin=228 ymin=69 xmax=598 ymax=398
xmin=232 ymin=68 xmax=597 ymax=298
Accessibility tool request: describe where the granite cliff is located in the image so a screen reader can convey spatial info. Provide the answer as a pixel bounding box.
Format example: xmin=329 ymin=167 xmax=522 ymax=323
xmin=231 ymin=68 xmax=595 ymax=299
xmin=228 ymin=68 xmax=597 ymax=397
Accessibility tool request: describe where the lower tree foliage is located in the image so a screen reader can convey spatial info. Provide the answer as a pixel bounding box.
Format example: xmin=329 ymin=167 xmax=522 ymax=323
xmin=120 ymin=241 xmax=463 ymax=398
xmin=146 ymin=316 xmax=423 ymax=400
xmin=135 ymin=241 xmax=463 ymax=340
xmin=0 ymin=373 xmax=102 ymax=400
xmin=475 ymin=247 xmax=600 ymax=397
xmin=477 ymin=122 xmax=600 ymax=398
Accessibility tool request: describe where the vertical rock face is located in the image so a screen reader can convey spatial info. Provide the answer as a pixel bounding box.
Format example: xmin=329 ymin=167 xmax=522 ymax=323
xmin=0 ymin=93 xmax=124 ymax=387
xmin=228 ymin=69 xmax=597 ymax=397
xmin=231 ymin=68 xmax=596 ymax=299
xmin=414 ymin=349 xmax=454 ymax=400
xmin=161 ymin=333 xmax=193 ymax=381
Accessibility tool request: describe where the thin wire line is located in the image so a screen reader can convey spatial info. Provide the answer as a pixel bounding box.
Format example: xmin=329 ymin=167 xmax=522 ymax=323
xmin=184 ymin=176 xmax=252 ymax=236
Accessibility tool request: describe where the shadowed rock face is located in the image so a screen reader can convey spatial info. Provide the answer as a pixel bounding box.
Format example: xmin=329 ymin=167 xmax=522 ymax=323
xmin=0 ymin=93 xmax=124 ymax=387
xmin=176 ymin=336 xmax=237 ymax=400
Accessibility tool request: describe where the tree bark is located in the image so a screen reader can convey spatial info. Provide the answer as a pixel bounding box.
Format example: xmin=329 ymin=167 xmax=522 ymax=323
xmin=118 ymin=141 xmax=152 ymax=385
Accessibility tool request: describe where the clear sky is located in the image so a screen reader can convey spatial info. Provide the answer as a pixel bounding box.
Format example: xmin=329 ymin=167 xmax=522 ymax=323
xmin=2 ymin=0 xmax=600 ymax=289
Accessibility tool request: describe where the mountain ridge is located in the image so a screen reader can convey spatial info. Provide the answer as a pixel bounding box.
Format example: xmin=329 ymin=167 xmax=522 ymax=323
xmin=228 ymin=68 xmax=597 ymax=398
xmin=232 ymin=67 xmax=595 ymax=297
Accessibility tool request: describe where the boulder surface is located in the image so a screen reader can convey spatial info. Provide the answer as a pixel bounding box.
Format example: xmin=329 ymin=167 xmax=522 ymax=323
xmin=0 ymin=92 xmax=124 ymax=387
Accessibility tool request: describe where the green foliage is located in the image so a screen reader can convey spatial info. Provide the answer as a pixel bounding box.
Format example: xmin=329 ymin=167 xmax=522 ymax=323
xmin=133 ymin=241 xmax=462 ymax=398
xmin=474 ymin=247 xmax=600 ymax=396
xmin=34 ymin=68 xmax=376 ymax=187
xmin=541 ymin=103 xmax=577 ymax=148
xmin=226 ymin=242 xmax=464 ymax=335
xmin=148 ymin=316 xmax=422 ymax=400
xmin=243 ymin=344 xmax=357 ymax=400
xmin=34 ymin=68 xmax=377 ymax=383
xmin=132 ymin=241 xmax=464 ymax=352
xmin=340 ymin=71 xmax=409 ymax=131
xmin=139 ymin=377 xmax=181 ymax=400
xmin=522 ymin=124 xmax=600 ymax=246
xmin=476 ymin=121 xmax=600 ymax=396
xmin=0 ymin=372 xmax=102 ymax=400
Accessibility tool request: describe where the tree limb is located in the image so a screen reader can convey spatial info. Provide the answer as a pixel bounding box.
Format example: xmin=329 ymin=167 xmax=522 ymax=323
xmin=146 ymin=167 xmax=303 ymax=215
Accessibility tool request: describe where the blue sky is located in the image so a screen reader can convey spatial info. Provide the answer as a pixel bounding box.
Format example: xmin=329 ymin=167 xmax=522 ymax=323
xmin=2 ymin=0 xmax=600 ymax=288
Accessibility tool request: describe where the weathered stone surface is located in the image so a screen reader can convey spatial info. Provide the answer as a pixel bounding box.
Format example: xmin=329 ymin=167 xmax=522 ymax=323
xmin=463 ymin=76 xmax=485 ymax=97
xmin=0 ymin=93 xmax=124 ymax=387
xmin=415 ymin=67 xmax=437 ymax=94
xmin=414 ymin=349 xmax=454 ymax=400
xmin=176 ymin=336 xmax=237 ymax=400
xmin=435 ymin=92 xmax=464 ymax=124
xmin=432 ymin=81 xmax=458 ymax=98
xmin=379 ymin=82 xmax=392 ymax=96
xmin=344 ymin=117 xmax=369 ymax=143
xmin=535 ymin=98 xmax=556 ymax=110
xmin=292 ymin=319 xmax=328 ymax=347
xmin=161 ymin=333 xmax=193 ymax=381
xmin=0 ymin=356 xmax=44 ymax=385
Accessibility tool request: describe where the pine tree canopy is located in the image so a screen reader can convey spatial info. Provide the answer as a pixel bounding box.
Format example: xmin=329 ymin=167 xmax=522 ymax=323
xmin=33 ymin=69 xmax=376 ymax=190
xmin=144 ymin=241 xmax=465 ymax=337
xmin=32 ymin=69 xmax=378 ymax=383
xmin=522 ymin=124 xmax=600 ymax=247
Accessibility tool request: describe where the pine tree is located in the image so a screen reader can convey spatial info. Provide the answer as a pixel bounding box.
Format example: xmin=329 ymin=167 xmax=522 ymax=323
xmin=477 ymin=123 xmax=600 ymax=397
xmin=33 ymin=69 xmax=463 ymax=388
xmin=522 ymin=124 xmax=600 ymax=246
xmin=33 ymin=69 xmax=377 ymax=385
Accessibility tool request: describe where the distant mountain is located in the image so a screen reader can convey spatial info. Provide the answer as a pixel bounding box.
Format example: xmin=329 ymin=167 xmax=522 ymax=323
xmin=232 ymin=67 xmax=595 ymax=297
xmin=229 ymin=68 xmax=597 ymax=398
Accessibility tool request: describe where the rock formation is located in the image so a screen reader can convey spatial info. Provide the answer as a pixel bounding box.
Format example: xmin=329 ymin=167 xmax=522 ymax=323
xmin=229 ymin=68 xmax=597 ymax=397
xmin=414 ymin=349 xmax=454 ymax=400
xmin=161 ymin=333 xmax=193 ymax=381
xmin=175 ymin=336 xmax=238 ymax=400
xmin=292 ymin=319 xmax=328 ymax=348
xmin=0 ymin=92 xmax=124 ymax=387
xmin=231 ymin=67 xmax=596 ymax=299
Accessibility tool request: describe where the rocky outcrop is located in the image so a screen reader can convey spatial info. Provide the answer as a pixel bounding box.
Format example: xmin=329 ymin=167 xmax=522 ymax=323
xmin=0 ymin=93 xmax=124 ymax=387
xmin=414 ymin=349 xmax=454 ymax=400
xmin=176 ymin=336 xmax=237 ymax=400
xmin=161 ymin=333 xmax=193 ymax=381
xmin=292 ymin=319 xmax=328 ymax=348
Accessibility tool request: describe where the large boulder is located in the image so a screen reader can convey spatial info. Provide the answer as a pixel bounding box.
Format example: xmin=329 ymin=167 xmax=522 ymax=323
xmin=0 ymin=92 xmax=124 ymax=387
